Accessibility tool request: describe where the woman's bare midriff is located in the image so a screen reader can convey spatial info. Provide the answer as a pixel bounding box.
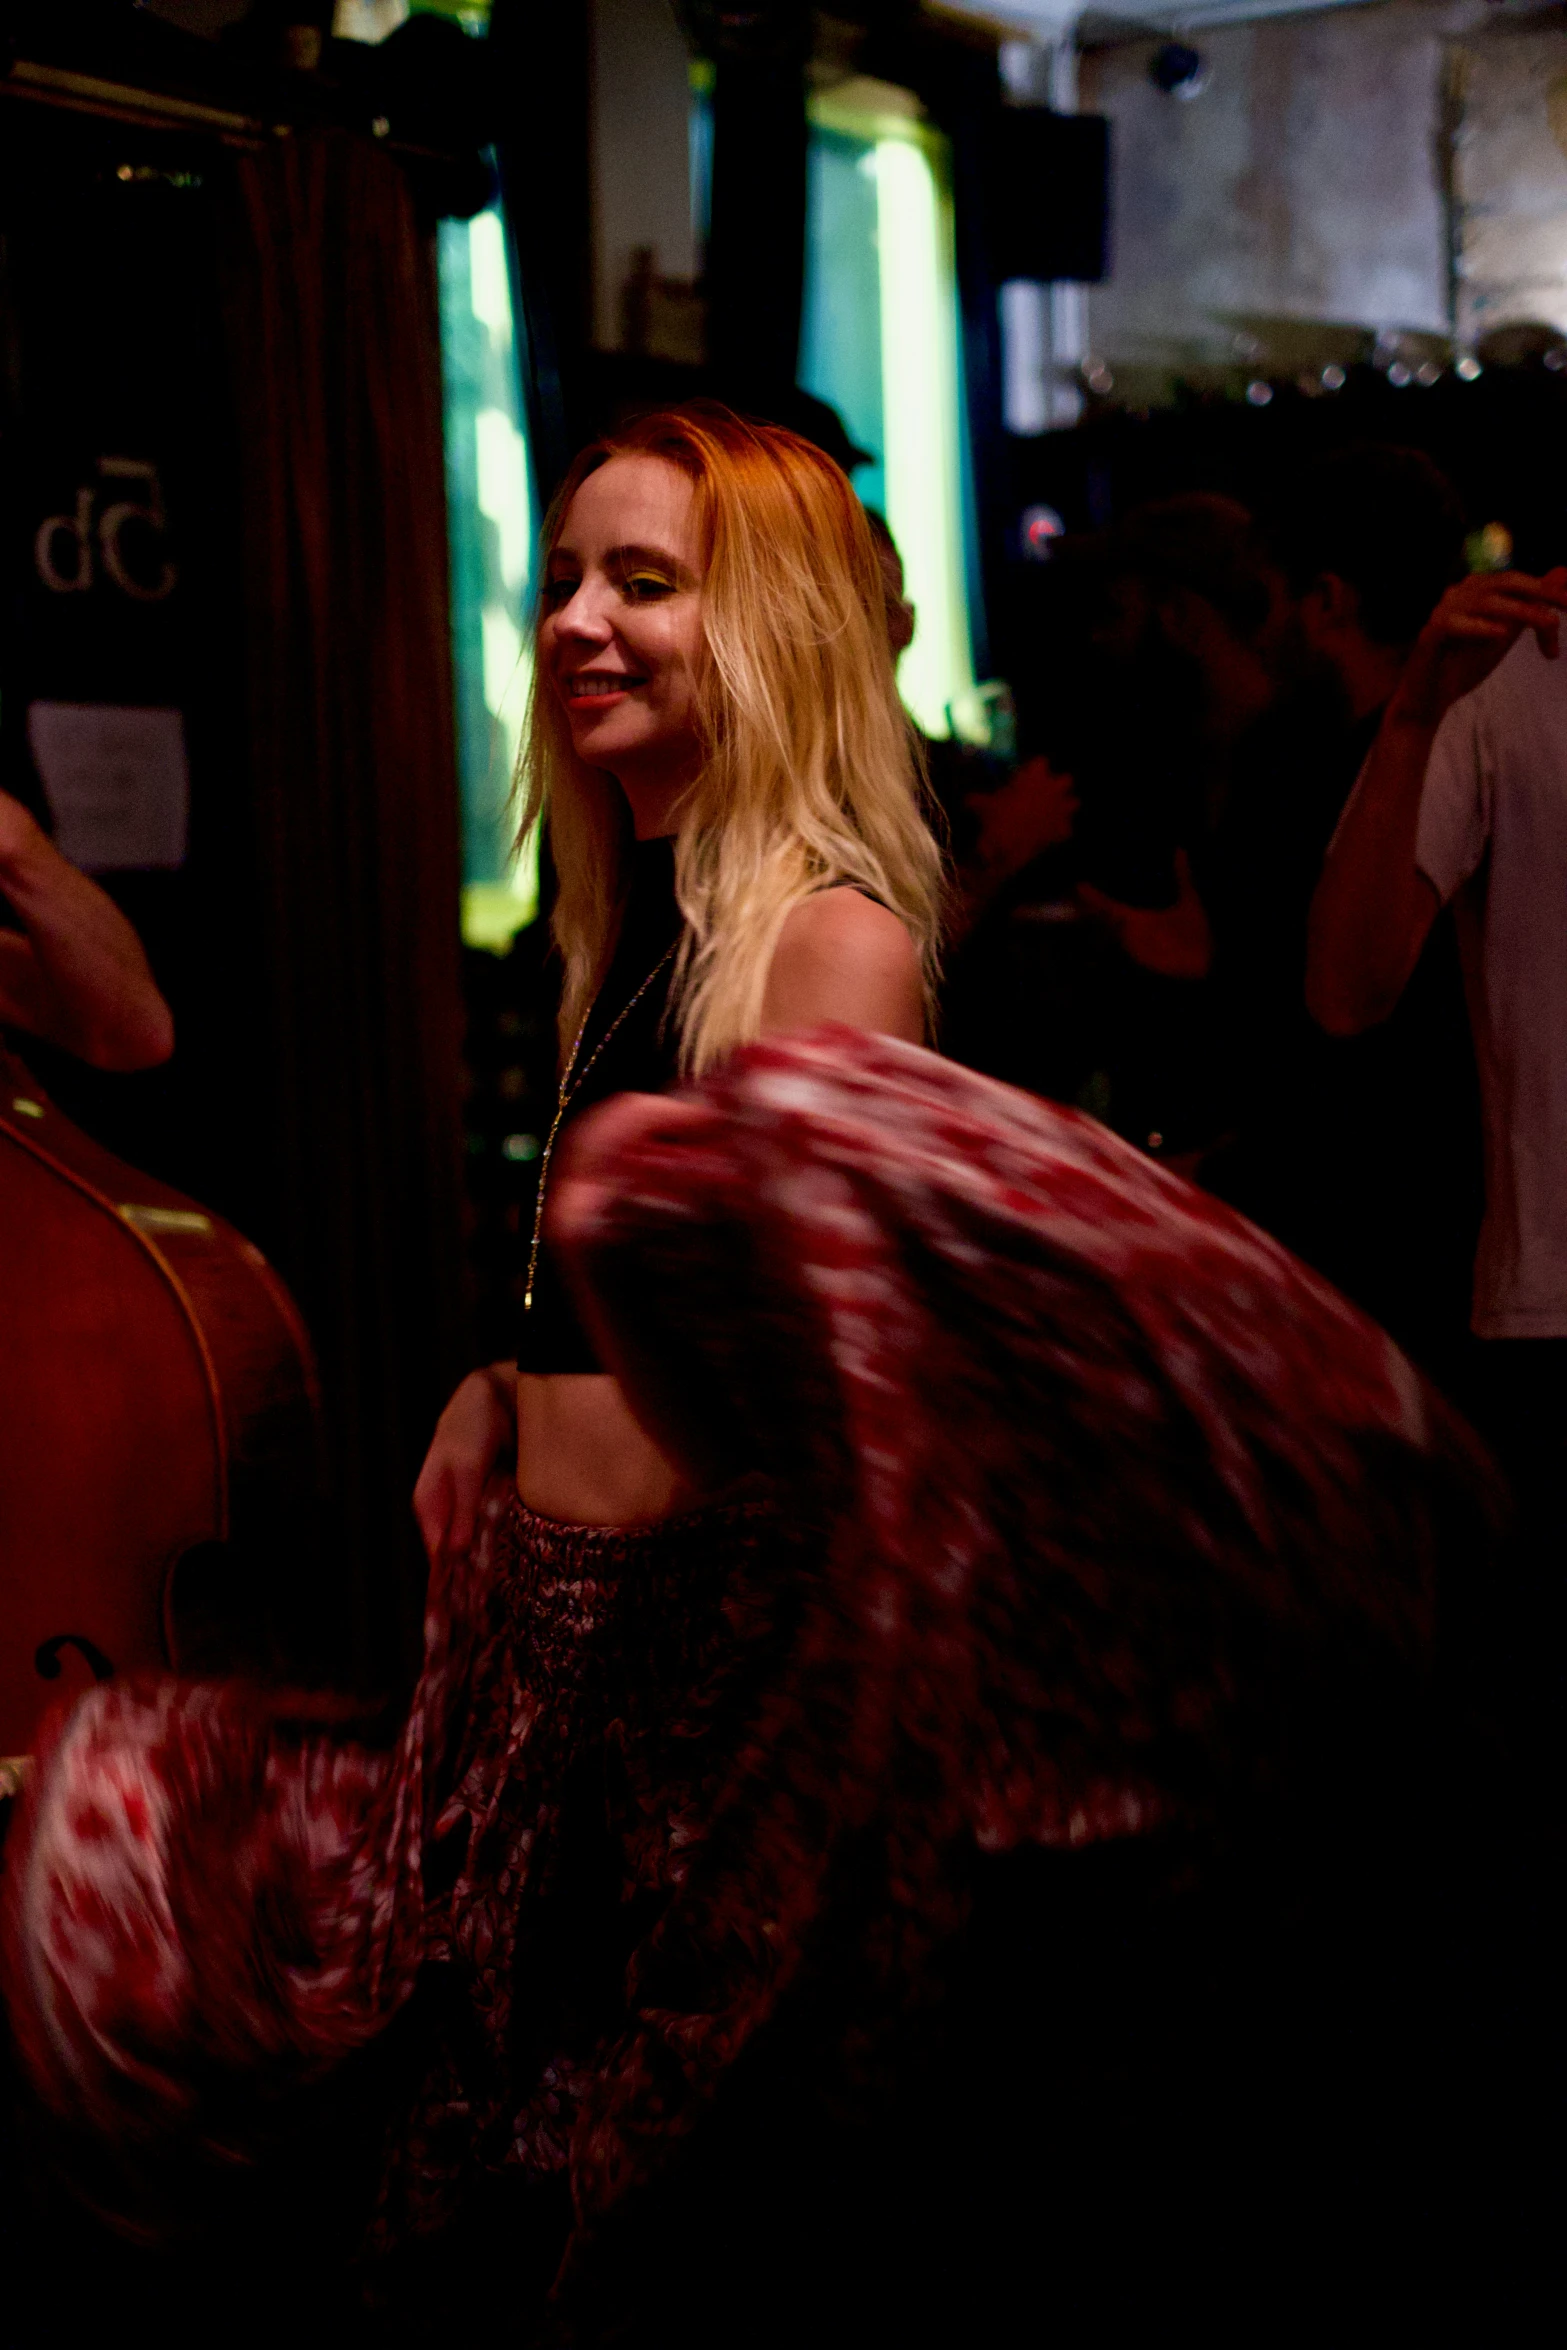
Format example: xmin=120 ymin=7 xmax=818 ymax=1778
xmin=515 ymin=1373 xmax=702 ymax=1527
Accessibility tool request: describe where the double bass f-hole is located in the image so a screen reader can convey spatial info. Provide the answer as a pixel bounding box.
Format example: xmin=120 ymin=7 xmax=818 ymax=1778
xmin=34 ymin=1634 xmax=116 ymax=1685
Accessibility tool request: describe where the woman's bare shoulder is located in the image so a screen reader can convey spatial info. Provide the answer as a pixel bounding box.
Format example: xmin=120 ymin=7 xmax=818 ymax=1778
xmin=763 ymin=886 xmax=924 ymax=1041
xmin=778 ymin=882 xmax=918 ymax=959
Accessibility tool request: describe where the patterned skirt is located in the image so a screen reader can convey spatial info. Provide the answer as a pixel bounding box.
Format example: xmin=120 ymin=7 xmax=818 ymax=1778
xmin=379 ymin=1479 xmax=795 ymax=2246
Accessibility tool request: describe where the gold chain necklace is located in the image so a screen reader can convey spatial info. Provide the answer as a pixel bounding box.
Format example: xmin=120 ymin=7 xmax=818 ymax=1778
xmin=523 ymin=940 xmax=679 ymax=1313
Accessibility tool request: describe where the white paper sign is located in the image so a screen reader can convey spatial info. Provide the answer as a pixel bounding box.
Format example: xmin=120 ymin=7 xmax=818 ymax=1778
xmin=26 ymin=702 xmax=189 ymax=873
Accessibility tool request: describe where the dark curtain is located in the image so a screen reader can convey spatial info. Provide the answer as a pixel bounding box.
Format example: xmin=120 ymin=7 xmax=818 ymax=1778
xmin=489 ymin=0 xmax=593 ymax=492
xmin=703 ymin=1 xmax=811 ymax=396
xmin=222 ymin=131 xmax=470 ymax=1684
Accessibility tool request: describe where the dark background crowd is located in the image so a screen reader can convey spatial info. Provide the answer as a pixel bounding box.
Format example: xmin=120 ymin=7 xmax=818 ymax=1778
xmin=946 ymin=442 xmax=1480 ymax=1384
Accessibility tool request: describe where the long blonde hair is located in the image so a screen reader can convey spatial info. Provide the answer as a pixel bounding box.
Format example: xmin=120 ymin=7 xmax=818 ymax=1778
xmin=516 ymin=402 xmax=944 ymax=1075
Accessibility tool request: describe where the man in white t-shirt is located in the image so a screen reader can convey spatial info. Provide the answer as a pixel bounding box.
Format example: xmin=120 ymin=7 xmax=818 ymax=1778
xmin=1307 ymin=562 xmax=1567 ymax=1619
xmin=1415 ymin=633 xmax=1567 ymax=1339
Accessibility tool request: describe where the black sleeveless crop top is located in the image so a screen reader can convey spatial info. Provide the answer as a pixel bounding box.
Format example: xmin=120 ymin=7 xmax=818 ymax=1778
xmin=517 ymin=834 xmax=685 ymax=1374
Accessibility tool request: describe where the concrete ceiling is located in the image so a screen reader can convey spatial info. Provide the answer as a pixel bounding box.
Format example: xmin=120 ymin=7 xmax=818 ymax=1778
xmin=1078 ymin=0 xmax=1396 ymax=31
xmin=934 ymin=0 xmax=1372 ymax=40
xmin=936 ymin=0 xmax=1562 ymax=45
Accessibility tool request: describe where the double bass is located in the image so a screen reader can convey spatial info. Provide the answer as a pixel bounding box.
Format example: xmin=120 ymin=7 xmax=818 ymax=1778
xmin=0 ymin=1044 xmax=323 ymax=1766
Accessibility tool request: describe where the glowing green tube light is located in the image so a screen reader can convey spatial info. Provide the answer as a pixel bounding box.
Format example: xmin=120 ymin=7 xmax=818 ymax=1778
xmin=802 ymin=80 xmax=977 ymax=741
xmin=438 ymin=201 xmax=540 ymax=952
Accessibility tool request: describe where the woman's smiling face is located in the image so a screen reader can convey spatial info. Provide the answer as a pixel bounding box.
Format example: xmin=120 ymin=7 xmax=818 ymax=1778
xmin=541 ymin=454 xmax=706 ymax=819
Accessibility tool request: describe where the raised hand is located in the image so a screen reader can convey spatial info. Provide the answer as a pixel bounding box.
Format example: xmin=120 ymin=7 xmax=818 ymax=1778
xmin=1393 ymin=566 xmax=1567 ymax=726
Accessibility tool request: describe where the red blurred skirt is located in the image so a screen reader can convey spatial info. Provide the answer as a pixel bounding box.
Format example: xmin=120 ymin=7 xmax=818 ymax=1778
xmin=1 ymin=1029 xmax=1501 ymax=2285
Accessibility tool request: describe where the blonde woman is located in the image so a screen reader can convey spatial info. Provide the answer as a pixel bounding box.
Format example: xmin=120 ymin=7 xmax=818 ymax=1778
xmin=415 ymin=403 xmax=941 ymax=1537
xmin=410 ymin=406 xmax=943 ymax=2238
xmin=382 ymin=404 xmax=942 ymax=2267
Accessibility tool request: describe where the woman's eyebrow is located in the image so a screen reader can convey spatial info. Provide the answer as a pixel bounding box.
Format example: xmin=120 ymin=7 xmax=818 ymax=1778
xmin=546 ymin=539 xmax=694 ymax=576
xmin=607 ymin=542 xmax=690 ymax=573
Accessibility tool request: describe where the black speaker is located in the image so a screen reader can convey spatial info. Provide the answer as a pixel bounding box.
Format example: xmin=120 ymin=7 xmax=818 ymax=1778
xmin=985 ymin=108 xmax=1110 ymax=286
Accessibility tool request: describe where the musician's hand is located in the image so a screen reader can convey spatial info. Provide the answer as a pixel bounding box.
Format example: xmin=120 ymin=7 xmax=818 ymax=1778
xmin=0 ymin=789 xmax=174 ymax=1068
xmin=413 ymin=1362 xmax=517 ymax=1563
xmin=1392 ymin=566 xmax=1567 ymax=727
xmin=0 ymin=788 xmax=42 ymax=872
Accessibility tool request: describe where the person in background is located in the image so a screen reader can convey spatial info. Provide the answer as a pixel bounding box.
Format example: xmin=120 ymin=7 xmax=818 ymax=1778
xmin=1209 ymin=449 xmax=1468 ymax=1033
xmin=943 ymin=502 xmax=1243 ymax=1164
xmin=1202 ymin=449 xmax=1479 ymax=1380
xmin=955 ymin=748 xmax=1080 ymax=937
xmin=1308 ymin=556 xmax=1567 ymax=1653
xmin=870 ymin=507 xmax=1114 ymax=1116
xmin=0 ymin=785 xmax=173 ymax=1071
xmin=1075 ymin=464 xmax=1480 ymax=1383
xmin=863 ymin=504 xmax=916 ymax=668
xmin=1082 ymin=493 xmax=1303 ymax=1064
xmin=938 ymin=740 xmax=1099 ymax=1103
xmin=1270 ymin=447 xmax=1466 ymax=734
xmin=863 ymin=502 xmax=982 ymax=862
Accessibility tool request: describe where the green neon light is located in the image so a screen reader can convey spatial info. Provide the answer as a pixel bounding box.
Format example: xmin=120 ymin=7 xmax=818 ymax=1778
xmin=801 ymin=83 xmax=976 ymax=740
xmin=872 ymin=136 xmax=975 ymax=740
xmin=439 ymin=200 xmax=540 ymax=951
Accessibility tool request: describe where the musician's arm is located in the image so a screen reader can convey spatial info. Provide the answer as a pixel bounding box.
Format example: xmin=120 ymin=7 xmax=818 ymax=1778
xmin=0 ymin=792 xmax=173 ymax=1071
